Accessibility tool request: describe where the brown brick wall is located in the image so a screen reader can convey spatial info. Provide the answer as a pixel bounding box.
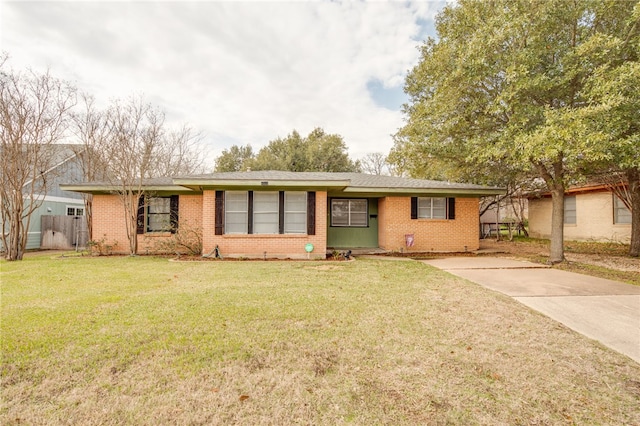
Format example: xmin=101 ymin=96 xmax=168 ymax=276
xmin=92 ymin=194 xmax=129 ymax=253
xmin=92 ymin=192 xmax=478 ymax=256
xmin=92 ymin=194 xmax=203 ymax=254
xmin=204 ymin=191 xmax=328 ymax=259
xmin=139 ymin=194 xmax=203 ymax=254
xmin=378 ymin=196 xmax=480 ymax=252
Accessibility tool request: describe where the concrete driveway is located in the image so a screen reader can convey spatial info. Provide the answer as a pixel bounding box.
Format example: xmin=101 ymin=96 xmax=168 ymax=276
xmin=422 ymin=257 xmax=640 ymax=364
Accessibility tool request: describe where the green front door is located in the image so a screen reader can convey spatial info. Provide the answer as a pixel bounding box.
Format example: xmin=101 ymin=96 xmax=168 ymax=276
xmin=326 ymin=198 xmax=379 ymax=248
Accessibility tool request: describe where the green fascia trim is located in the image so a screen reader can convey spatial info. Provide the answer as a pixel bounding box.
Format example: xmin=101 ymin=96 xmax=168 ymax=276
xmin=341 ymin=187 xmax=506 ymax=196
xmin=59 ymin=185 xmax=195 ymax=194
xmin=173 ymin=179 xmax=351 ymax=190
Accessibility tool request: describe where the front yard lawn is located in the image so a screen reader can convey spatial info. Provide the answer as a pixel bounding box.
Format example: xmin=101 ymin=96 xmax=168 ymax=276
xmin=2 ymin=255 xmax=639 ymax=425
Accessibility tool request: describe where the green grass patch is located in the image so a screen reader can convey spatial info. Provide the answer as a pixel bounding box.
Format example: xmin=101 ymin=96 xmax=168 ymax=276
xmin=2 ymin=255 xmax=639 ymax=425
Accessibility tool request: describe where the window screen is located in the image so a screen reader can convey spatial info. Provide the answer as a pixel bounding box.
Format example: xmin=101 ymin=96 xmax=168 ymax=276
xmin=284 ymin=192 xmax=307 ymax=233
xmin=225 ymin=191 xmax=248 ymax=234
xmin=614 ymin=196 xmax=631 ymax=224
xmin=331 ymin=199 xmax=367 ymax=227
xmin=418 ymin=197 xmax=447 ymax=219
xmin=564 ymin=196 xmax=576 ymax=225
xmin=147 ymin=198 xmax=171 ymax=232
xmin=253 ymin=192 xmax=279 ymax=234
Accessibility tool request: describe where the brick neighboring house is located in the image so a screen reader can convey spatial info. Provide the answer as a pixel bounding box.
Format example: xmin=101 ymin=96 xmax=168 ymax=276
xmin=528 ymin=184 xmax=632 ymax=243
xmin=61 ymin=171 xmax=504 ymax=258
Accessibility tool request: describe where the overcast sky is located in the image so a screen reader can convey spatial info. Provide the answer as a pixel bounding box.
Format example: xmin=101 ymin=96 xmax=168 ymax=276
xmin=1 ymin=1 xmax=446 ymax=167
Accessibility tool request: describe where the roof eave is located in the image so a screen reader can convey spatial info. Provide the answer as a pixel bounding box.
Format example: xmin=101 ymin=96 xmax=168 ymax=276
xmin=60 ymin=184 xmax=195 ymax=194
xmin=173 ymin=178 xmax=351 ymax=189
xmin=341 ymin=187 xmax=506 ymax=196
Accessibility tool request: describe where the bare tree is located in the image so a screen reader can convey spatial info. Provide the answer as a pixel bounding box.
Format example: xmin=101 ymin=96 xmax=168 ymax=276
xmin=360 ymin=152 xmax=389 ymax=176
xmin=71 ymin=93 xmax=111 ymax=241
xmin=150 ymin=124 xmax=205 ymax=177
xmin=0 ymin=64 xmax=76 ymax=260
xmin=591 ymin=168 xmax=638 ymax=256
xmin=592 ymin=170 xmax=632 ymax=211
xmin=75 ymin=95 xmax=206 ymax=255
xmin=97 ymin=96 xmax=165 ymax=255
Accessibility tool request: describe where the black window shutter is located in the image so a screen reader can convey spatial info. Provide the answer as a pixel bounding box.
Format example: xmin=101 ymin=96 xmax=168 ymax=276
xmin=448 ymin=197 xmax=456 ymax=220
xmin=307 ymin=191 xmax=316 ymax=235
xmin=247 ymin=191 xmax=254 ymax=234
xmin=215 ymin=191 xmax=224 ymax=235
xmin=170 ymin=195 xmax=179 ymax=234
xmin=279 ymin=191 xmax=285 ymax=234
xmin=136 ymin=195 xmax=145 ymax=234
xmin=410 ymin=197 xmax=418 ymax=220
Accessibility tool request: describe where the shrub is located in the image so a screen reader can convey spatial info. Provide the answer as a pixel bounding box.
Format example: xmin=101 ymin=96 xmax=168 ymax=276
xmin=149 ymin=222 xmax=203 ymax=256
xmin=87 ymin=236 xmax=118 ymax=256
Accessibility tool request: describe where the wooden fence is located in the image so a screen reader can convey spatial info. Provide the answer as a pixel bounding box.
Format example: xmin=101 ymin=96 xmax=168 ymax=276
xmin=41 ymin=215 xmax=89 ymax=250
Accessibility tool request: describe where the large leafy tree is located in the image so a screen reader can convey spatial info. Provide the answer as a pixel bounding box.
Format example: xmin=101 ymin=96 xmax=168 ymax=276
xmin=393 ymin=0 xmax=637 ymax=262
xmin=214 ymin=144 xmax=254 ymax=172
xmin=577 ymin=3 xmax=640 ymax=256
xmin=214 ymin=128 xmax=360 ymax=173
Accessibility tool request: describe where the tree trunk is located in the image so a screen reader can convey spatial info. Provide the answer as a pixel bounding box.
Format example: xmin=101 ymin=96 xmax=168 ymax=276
xmin=127 ymin=195 xmax=139 ymax=256
xmin=129 ymin=218 xmax=138 ymax=255
xmin=84 ymin=195 xmax=93 ymax=241
xmin=8 ymin=209 xmax=24 ymax=261
xmin=627 ymin=168 xmax=640 ymax=257
xmin=495 ymin=196 xmax=501 ymax=242
xmin=549 ymin=187 xmax=565 ymax=263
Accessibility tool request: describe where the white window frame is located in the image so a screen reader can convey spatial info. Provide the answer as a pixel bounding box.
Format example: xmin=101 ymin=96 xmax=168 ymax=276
xmin=417 ymin=197 xmax=447 ymax=219
xmin=253 ymin=191 xmax=279 ymax=234
xmin=66 ymin=206 xmax=84 ymax=216
xmin=284 ymin=192 xmax=307 ymax=234
xmin=225 ymin=191 xmax=248 ymax=234
xmin=331 ymin=199 xmax=368 ymax=227
xmin=224 ymin=191 xmax=309 ymax=234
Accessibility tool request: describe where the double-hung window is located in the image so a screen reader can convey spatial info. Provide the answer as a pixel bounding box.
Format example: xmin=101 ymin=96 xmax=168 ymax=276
xmin=331 ymin=199 xmax=368 ymax=227
xmin=147 ymin=197 xmax=171 ymax=232
xmin=253 ymin=192 xmax=279 ymax=234
xmin=225 ymin=191 xmax=248 ymax=234
xmin=284 ymin=192 xmax=307 ymax=233
xmin=222 ymin=191 xmax=309 ymax=234
xmin=418 ymin=197 xmax=447 ymax=219
xmin=564 ymin=196 xmax=577 ymax=225
xmin=613 ymin=196 xmax=631 ymax=224
xmin=137 ymin=195 xmax=179 ymax=234
xmin=411 ymin=197 xmax=455 ymax=220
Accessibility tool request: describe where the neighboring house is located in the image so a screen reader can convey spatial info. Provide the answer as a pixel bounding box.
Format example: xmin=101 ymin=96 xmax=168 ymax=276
xmin=61 ymin=171 xmax=504 ymax=258
xmin=528 ymin=184 xmax=632 ymax=243
xmin=1 ymin=144 xmax=88 ymax=251
xmin=479 ymin=194 xmax=528 ymax=237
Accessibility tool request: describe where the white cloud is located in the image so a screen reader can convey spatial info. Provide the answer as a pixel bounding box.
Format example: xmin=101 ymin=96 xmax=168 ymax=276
xmin=1 ymin=1 xmax=444 ymax=166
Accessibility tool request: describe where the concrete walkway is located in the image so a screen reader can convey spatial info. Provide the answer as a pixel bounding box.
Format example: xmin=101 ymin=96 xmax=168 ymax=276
xmin=422 ymin=257 xmax=640 ymax=364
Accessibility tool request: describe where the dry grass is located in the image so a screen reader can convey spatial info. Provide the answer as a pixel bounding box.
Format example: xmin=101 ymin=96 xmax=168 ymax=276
xmin=2 ymin=254 xmax=639 ymax=425
xmin=479 ymin=238 xmax=640 ymax=286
